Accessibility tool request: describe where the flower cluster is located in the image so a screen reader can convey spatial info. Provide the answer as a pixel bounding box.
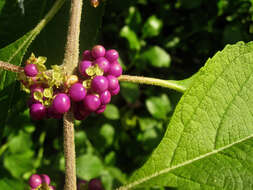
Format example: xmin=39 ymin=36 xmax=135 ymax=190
xmin=19 ymin=45 xmax=122 ymax=120
xmin=29 ymin=174 xmax=55 ymax=190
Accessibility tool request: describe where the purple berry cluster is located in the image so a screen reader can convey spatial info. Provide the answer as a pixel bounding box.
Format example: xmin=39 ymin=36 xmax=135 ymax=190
xmin=78 ymin=178 xmax=104 ymax=190
xmin=29 ymin=174 xmax=55 ymax=190
xmin=19 ymin=45 xmax=122 ymax=120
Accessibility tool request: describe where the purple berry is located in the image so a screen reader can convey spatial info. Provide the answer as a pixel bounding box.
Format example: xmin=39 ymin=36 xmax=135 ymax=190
xmin=107 ymin=61 xmax=122 ymax=77
xmin=49 ymin=186 xmax=56 ymax=190
xmin=91 ymin=45 xmax=106 ymax=59
xmin=94 ymin=57 xmax=110 ymax=73
xmin=106 ymin=75 xmax=119 ymax=90
xmin=40 ymin=174 xmax=50 ymax=185
xmin=100 ymin=90 xmax=111 ymax=105
xmin=105 ymin=49 xmax=119 ymax=62
xmin=30 ymin=103 xmax=46 ymax=120
xmin=47 ymin=106 xmax=63 ymax=119
xmin=77 ymin=179 xmax=88 ymax=190
xmin=88 ymin=178 xmax=104 ymax=190
xmin=29 ymin=174 xmax=42 ymax=188
xmin=91 ymin=76 xmax=108 ymax=94
xmin=52 ymin=93 xmax=71 ymax=114
xmin=110 ymin=85 xmax=120 ymax=96
xmin=83 ymin=94 xmax=101 ymax=111
xmin=74 ymin=103 xmax=90 ymax=120
xmin=82 ymin=50 xmax=93 ymax=61
xmin=69 ymin=83 xmax=86 ymax=102
xmin=24 ymin=64 xmax=38 ymax=77
xmin=79 ymin=60 xmax=92 ymax=77
xmin=95 ymin=105 xmax=106 ymax=114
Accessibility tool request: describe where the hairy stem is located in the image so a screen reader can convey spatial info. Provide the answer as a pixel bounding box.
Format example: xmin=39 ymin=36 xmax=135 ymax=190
xmin=62 ymin=0 xmax=83 ymax=74
xmin=118 ymin=75 xmax=186 ymax=93
xmin=0 ymin=61 xmax=23 ymax=73
xmin=62 ymin=0 xmax=83 ymax=190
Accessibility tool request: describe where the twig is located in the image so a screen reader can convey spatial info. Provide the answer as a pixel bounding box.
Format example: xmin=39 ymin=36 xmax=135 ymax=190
xmin=118 ymin=75 xmax=186 ymax=93
xmin=62 ymin=0 xmax=83 ymax=190
xmin=0 ymin=61 xmax=23 ymax=73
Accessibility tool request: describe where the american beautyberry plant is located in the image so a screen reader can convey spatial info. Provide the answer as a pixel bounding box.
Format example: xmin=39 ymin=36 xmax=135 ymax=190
xmin=1 ymin=0 xmax=253 ymax=190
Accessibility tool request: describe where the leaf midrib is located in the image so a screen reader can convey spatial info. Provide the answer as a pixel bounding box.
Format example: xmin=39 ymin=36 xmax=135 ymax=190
xmin=119 ymin=134 xmax=253 ymax=190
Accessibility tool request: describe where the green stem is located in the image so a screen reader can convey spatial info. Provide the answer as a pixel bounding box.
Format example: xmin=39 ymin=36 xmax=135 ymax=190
xmin=34 ymin=0 xmax=66 ymax=34
xmin=118 ymin=75 xmax=186 ymax=93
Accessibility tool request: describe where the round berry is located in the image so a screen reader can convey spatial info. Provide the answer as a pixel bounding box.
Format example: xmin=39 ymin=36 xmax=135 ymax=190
xmin=30 ymin=103 xmax=46 ymax=120
xmin=105 ymin=49 xmax=119 ymax=62
xmin=77 ymin=179 xmax=88 ymax=190
xmin=40 ymin=174 xmax=50 ymax=185
xmin=91 ymin=45 xmax=106 ymax=58
xmin=47 ymin=106 xmax=63 ymax=119
xmin=88 ymin=178 xmax=104 ymax=190
xmin=24 ymin=64 xmax=38 ymax=77
xmin=29 ymin=174 xmax=42 ymax=188
xmin=107 ymin=61 xmax=122 ymax=77
xmin=52 ymin=93 xmax=71 ymax=114
xmin=110 ymin=85 xmax=120 ymax=96
xmin=79 ymin=60 xmax=92 ymax=77
xmin=82 ymin=50 xmax=93 ymax=61
xmin=83 ymin=94 xmax=101 ymax=111
xmin=106 ymin=75 xmax=119 ymax=90
xmin=91 ymin=76 xmax=108 ymax=94
xmin=100 ymin=90 xmax=111 ymax=105
xmin=96 ymin=105 xmax=106 ymax=114
xmin=94 ymin=57 xmax=110 ymax=73
xmin=69 ymin=83 xmax=86 ymax=102
xmin=49 ymin=186 xmax=56 ymax=190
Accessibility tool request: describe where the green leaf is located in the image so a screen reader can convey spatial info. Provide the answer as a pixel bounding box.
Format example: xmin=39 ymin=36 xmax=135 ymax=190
xmin=99 ymin=124 xmax=115 ymax=147
xmin=125 ymin=6 xmax=142 ymax=32
xmin=139 ymin=46 xmax=171 ymax=68
xmin=120 ymin=26 xmax=141 ymax=51
xmin=120 ymin=41 xmax=253 ymax=189
xmin=104 ymin=104 xmax=120 ymax=120
xmin=0 ymin=0 xmax=64 ymax=138
xmin=4 ymin=151 xmax=34 ymax=178
xmin=145 ymin=94 xmax=171 ymax=120
xmin=121 ymin=82 xmax=140 ymax=104
xmin=76 ymin=154 xmax=104 ymax=180
xmin=0 ymin=178 xmax=26 ymax=190
xmin=142 ymin=15 xmax=163 ymax=39
xmin=0 ymin=0 xmax=5 ymax=13
xmin=8 ymin=131 xmax=32 ymax=153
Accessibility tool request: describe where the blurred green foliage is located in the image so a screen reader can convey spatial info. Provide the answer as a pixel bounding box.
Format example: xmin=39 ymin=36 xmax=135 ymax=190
xmin=1 ymin=0 xmax=253 ymax=189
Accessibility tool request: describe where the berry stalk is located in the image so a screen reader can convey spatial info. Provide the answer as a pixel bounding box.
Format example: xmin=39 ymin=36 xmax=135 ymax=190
xmin=0 ymin=61 xmax=23 ymax=73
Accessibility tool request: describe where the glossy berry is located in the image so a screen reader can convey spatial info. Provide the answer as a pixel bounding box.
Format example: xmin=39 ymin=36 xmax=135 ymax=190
xmin=82 ymin=50 xmax=93 ymax=61
xmin=94 ymin=57 xmax=110 ymax=73
xmin=52 ymin=93 xmax=71 ymax=114
xmin=79 ymin=60 xmax=92 ymax=77
xmin=105 ymin=49 xmax=119 ymax=62
xmin=24 ymin=64 xmax=38 ymax=77
xmin=106 ymin=75 xmax=119 ymax=90
xmin=95 ymin=104 xmax=106 ymax=114
xmin=40 ymin=174 xmax=50 ymax=185
xmin=30 ymin=103 xmax=46 ymax=120
xmin=110 ymin=85 xmax=120 ymax=96
xmin=91 ymin=45 xmax=106 ymax=58
xmin=88 ymin=178 xmax=104 ymax=190
xmin=69 ymin=83 xmax=86 ymax=102
xmin=100 ymin=90 xmax=111 ymax=105
xmin=107 ymin=61 xmax=122 ymax=77
xmin=83 ymin=94 xmax=101 ymax=111
xmin=29 ymin=174 xmax=42 ymax=188
xmin=91 ymin=76 xmax=108 ymax=94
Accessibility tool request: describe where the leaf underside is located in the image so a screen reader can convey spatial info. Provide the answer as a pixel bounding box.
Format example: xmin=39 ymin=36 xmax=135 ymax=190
xmin=120 ymin=41 xmax=253 ymax=190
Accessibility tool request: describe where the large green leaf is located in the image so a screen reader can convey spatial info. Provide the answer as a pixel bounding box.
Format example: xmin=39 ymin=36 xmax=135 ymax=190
xmin=0 ymin=0 xmax=64 ymax=137
xmin=118 ymin=41 xmax=253 ymax=189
